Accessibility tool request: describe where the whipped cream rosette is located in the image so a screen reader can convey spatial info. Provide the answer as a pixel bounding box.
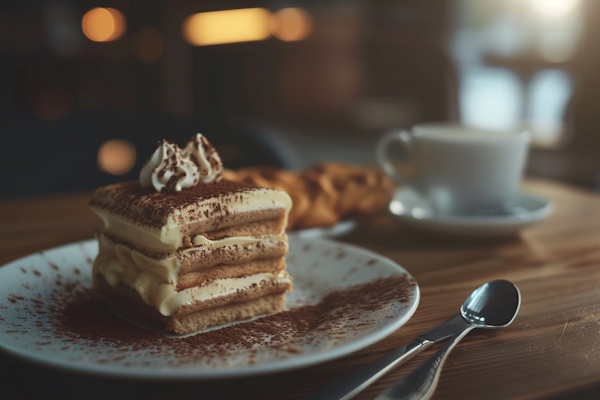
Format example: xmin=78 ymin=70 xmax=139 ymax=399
xmin=140 ymin=134 xmax=224 ymax=193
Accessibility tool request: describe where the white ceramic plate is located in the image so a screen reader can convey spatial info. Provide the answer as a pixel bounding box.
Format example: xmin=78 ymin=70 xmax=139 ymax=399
xmin=0 ymin=237 xmax=418 ymax=380
xmin=389 ymin=187 xmax=554 ymax=237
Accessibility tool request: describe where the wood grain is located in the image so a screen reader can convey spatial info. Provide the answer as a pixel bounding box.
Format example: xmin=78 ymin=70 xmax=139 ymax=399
xmin=1 ymin=178 xmax=600 ymax=399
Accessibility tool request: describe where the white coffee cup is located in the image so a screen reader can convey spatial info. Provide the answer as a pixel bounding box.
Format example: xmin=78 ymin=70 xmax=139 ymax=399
xmin=377 ymin=123 xmax=530 ymax=216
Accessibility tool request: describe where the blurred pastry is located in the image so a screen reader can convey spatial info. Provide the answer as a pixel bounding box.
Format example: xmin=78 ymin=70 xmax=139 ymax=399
xmin=225 ymin=162 xmax=395 ymax=231
xmin=294 ymin=170 xmax=340 ymax=229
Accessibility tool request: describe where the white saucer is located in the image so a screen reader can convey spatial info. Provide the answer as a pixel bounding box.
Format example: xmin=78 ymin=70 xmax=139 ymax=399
xmin=389 ymin=188 xmax=554 ymax=237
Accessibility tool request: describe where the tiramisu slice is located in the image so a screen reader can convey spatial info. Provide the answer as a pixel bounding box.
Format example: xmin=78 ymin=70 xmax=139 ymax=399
xmin=89 ymin=134 xmax=292 ymax=334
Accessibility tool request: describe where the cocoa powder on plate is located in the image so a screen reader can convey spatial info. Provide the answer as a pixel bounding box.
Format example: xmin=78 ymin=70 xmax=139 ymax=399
xmin=46 ymin=274 xmax=414 ymax=361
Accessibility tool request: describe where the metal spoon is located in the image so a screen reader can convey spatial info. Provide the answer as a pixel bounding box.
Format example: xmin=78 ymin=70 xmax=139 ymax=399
xmin=375 ymin=279 xmax=521 ymax=400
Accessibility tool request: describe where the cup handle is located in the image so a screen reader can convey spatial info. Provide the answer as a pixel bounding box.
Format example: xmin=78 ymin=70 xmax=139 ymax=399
xmin=376 ymin=130 xmax=414 ymax=186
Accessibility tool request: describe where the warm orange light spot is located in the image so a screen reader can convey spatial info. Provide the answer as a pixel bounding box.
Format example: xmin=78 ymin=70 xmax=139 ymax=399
xmin=82 ymin=8 xmax=126 ymax=42
xmin=182 ymin=8 xmax=271 ymax=46
xmin=270 ymin=8 xmax=313 ymax=42
xmin=132 ymin=27 xmax=164 ymax=63
xmin=97 ymin=139 xmax=136 ymax=175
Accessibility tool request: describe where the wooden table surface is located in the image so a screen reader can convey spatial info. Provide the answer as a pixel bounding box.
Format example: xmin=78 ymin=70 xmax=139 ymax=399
xmin=2 ymin=178 xmax=600 ymax=399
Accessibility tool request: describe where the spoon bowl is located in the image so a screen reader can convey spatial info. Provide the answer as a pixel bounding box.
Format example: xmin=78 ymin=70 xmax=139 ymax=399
xmin=461 ymin=279 xmax=521 ymax=328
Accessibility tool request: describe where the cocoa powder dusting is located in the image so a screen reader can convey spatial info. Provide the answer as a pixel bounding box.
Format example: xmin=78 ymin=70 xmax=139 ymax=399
xmin=46 ymin=275 xmax=413 ymax=364
xmin=88 ymin=179 xmax=255 ymax=229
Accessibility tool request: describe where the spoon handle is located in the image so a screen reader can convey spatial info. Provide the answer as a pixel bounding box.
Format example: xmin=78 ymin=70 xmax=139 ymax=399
xmin=375 ymin=325 xmax=474 ymax=400
xmin=301 ymin=340 xmax=432 ymax=400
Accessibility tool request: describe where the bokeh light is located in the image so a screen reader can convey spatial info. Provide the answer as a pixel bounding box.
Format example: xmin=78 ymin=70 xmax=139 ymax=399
xmin=530 ymin=0 xmax=579 ymax=17
xmin=82 ymin=8 xmax=126 ymax=42
xmin=132 ymin=27 xmax=164 ymax=63
xmin=97 ymin=139 xmax=136 ymax=175
xmin=270 ymin=8 xmax=314 ymax=42
xmin=182 ymin=8 xmax=271 ymax=46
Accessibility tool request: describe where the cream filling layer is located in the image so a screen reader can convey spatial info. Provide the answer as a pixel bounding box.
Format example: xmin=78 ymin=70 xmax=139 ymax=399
xmin=91 ymin=188 xmax=292 ymax=252
xmin=94 ymin=232 xmax=287 ymax=286
xmin=93 ymin=235 xmax=291 ymax=316
xmin=132 ymin=270 xmax=291 ymax=316
xmin=93 ymin=232 xmax=290 ymax=317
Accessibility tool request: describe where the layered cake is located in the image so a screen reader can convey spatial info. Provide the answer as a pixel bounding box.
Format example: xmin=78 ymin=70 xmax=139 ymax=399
xmin=89 ymin=134 xmax=293 ymax=334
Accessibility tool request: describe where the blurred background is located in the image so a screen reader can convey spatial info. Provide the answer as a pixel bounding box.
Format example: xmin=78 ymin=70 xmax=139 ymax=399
xmin=1 ymin=0 xmax=599 ymax=200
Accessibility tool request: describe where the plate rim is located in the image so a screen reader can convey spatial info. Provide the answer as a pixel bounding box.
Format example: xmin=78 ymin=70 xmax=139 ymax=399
xmin=0 ymin=238 xmax=419 ymax=381
xmin=288 ymin=219 xmax=357 ymax=239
